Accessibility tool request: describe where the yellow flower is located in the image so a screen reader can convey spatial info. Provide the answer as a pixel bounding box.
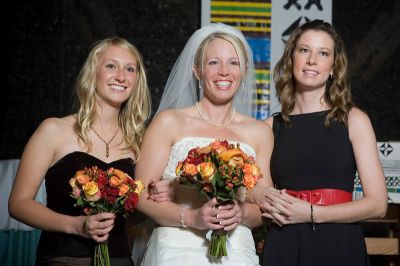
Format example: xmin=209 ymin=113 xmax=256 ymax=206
xmin=83 ymin=181 xmax=100 ymax=201
xmin=176 ymin=161 xmax=183 ymax=175
xmin=134 ymin=180 xmax=145 ymax=194
xmin=197 ymin=162 xmax=215 ymax=181
xmin=228 ymin=156 xmax=244 ymax=167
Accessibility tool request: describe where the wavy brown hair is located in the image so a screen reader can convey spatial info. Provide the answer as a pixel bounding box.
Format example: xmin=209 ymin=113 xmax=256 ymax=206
xmin=274 ymin=19 xmax=353 ymax=126
xmin=74 ymin=37 xmax=151 ymax=161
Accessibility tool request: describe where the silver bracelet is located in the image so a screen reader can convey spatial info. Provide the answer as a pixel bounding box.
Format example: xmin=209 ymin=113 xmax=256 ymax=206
xmin=180 ymin=207 xmax=187 ymax=228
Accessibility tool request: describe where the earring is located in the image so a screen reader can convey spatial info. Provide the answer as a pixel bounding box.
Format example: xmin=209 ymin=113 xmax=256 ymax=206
xmin=198 ymin=81 xmax=202 ymax=90
xmin=242 ymin=82 xmax=246 ymax=90
xmin=329 ymin=74 xmax=334 ymax=79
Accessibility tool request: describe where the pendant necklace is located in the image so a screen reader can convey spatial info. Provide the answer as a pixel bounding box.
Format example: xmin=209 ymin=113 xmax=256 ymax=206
xmin=91 ymin=127 xmax=119 ymax=157
xmin=195 ymin=102 xmax=235 ymax=127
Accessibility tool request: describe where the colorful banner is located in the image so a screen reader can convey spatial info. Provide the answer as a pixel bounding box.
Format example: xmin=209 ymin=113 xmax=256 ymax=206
xmin=202 ymin=0 xmax=271 ymax=119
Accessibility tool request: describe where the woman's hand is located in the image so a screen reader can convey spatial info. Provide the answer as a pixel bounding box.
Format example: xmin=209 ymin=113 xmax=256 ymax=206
xmin=147 ymin=179 xmax=174 ymax=202
xmin=190 ymin=198 xmax=225 ymax=230
xmin=216 ymin=200 xmax=242 ymax=232
xmin=78 ymin=212 xmax=116 ymax=243
xmin=262 ymin=190 xmax=311 ymax=226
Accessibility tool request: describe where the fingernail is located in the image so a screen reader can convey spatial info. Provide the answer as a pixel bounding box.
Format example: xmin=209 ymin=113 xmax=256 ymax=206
xmin=216 ymin=214 xmax=219 ymax=219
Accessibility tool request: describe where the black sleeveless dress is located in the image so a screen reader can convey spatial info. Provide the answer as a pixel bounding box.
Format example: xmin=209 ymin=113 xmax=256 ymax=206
xmin=36 ymin=151 xmax=134 ymax=265
xmin=263 ymin=111 xmax=369 ymax=266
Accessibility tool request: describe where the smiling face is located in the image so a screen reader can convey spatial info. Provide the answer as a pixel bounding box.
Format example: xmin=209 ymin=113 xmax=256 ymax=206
xmin=95 ymin=45 xmax=138 ymax=107
xmin=194 ymin=37 xmax=242 ymax=104
xmin=292 ymin=30 xmax=334 ymax=92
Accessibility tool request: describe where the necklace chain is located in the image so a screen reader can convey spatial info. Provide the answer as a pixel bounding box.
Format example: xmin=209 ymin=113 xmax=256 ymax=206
xmin=91 ymin=127 xmax=119 ymax=157
xmin=195 ymin=102 xmax=235 ymax=127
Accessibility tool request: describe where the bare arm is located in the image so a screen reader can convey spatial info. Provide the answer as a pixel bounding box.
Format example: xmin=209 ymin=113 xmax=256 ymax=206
xmin=8 ymin=118 xmax=115 ymax=242
xmin=313 ymin=108 xmax=387 ymax=222
xmin=241 ymin=120 xmax=275 ymax=228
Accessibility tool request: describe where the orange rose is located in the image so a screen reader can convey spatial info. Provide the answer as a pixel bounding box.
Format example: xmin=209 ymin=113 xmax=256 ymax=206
xmin=183 ymin=163 xmax=197 ymax=175
xmin=197 ymin=162 xmax=215 ymax=181
xmin=219 ymin=148 xmax=247 ymax=162
xmin=109 ymin=175 xmax=121 ymax=187
xmin=113 ymin=169 xmax=127 ymax=182
xmin=118 ymin=184 xmax=129 ymax=196
xmin=76 ymin=174 xmax=90 ymax=185
xmin=243 ymin=173 xmax=256 ymax=189
xmin=243 ymin=163 xmax=253 ymax=174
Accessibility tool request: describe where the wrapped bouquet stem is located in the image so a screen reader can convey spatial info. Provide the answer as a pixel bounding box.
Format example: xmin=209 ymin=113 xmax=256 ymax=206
xmin=176 ymin=140 xmax=262 ymax=258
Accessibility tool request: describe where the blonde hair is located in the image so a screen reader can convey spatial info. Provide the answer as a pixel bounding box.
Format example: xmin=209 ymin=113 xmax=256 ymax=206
xmin=274 ymin=20 xmax=353 ymax=126
xmin=194 ymin=32 xmax=249 ymax=87
xmin=74 ymin=37 xmax=151 ymax=161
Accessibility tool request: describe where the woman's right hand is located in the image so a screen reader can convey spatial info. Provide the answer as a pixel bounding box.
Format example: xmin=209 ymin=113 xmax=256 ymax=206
xmin=78 ymin=213 xmax=116 ymax=243
xmin=147 ymin=179 xmax=174 ymax=202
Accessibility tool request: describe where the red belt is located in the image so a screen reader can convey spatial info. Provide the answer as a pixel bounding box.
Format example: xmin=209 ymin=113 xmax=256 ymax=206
xmin=285 ymin=188 xmax=352 ymax=206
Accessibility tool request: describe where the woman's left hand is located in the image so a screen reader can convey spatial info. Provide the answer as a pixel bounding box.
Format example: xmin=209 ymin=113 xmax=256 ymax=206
xmin=215 ymin=201 xmax=242 ymax=231
xmin=262 ymin=190 xmax=311 ymax=225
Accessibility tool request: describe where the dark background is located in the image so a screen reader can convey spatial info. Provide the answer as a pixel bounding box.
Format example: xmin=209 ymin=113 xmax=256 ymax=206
xmin=4 ymin=0 xmax=400 ymax=160
xmin=4 ymin=1 xmax=400 ymax=265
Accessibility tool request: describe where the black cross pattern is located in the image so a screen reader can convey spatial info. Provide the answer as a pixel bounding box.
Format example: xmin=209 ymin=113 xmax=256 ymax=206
xmin=379 ymin=143 xmax=394 ymax=157
xmin=283 ymin=0 xmax=324 ymax=11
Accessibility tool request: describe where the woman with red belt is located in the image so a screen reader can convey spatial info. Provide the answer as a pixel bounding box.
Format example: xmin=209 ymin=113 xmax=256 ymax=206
xmin=249 ymin=19 xmax=387 ymax=266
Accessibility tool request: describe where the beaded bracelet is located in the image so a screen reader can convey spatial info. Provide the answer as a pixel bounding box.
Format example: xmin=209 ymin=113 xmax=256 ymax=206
xmin=310 ymin=204 xmax=315 ymax=231
xmin=180 ymin=207 xmax=187 ymax=228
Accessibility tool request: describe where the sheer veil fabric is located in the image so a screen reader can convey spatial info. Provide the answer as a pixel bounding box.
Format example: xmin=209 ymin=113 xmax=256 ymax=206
xmin=156 ymin=23 xmax=257 ymax=117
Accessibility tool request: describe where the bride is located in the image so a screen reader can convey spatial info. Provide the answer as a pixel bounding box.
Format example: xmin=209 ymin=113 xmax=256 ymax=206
xmin=135 ymin=23 xmax=274 ymax=266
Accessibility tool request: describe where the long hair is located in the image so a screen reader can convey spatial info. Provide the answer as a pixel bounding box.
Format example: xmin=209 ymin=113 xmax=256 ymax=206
xmin=74 ymin=37 xmax=151 ymax=161
xmin=274 ymin=19 xmax=353 ymax=126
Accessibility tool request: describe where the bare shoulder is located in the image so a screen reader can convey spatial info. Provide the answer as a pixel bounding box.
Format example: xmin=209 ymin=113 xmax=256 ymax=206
xmin=348 ymin=107 xmax=375 ymax=141
xmin=264 ymin=116 xmax=273 ymax=128
xmin=149 ymin=109 xmax=185 ymax=129
xmin=35 ymin=115 xmax=75 ymax=139
xmin=238 ymin=114 xmax=273 ymax=146
xmin=348 ymin=107 xmax=372 ymax=129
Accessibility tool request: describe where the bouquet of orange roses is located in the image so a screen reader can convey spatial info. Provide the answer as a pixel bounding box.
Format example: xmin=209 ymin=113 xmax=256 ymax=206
xmin=175 ymin=140 xmax=262 ymax=258
xmin=69 ymin=166 xmax=144 ymax=266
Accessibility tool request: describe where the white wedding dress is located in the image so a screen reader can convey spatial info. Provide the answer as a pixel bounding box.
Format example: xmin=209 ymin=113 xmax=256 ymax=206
xmin=140 ymin=137 xmax=260 ymax=266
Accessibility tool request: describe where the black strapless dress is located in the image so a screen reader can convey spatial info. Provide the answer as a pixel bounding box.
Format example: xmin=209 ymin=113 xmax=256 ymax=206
xmin=263 ymin=112 xmax=369 ymax=266
xmin=36 ymin=151 xmax=134 ymax=263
